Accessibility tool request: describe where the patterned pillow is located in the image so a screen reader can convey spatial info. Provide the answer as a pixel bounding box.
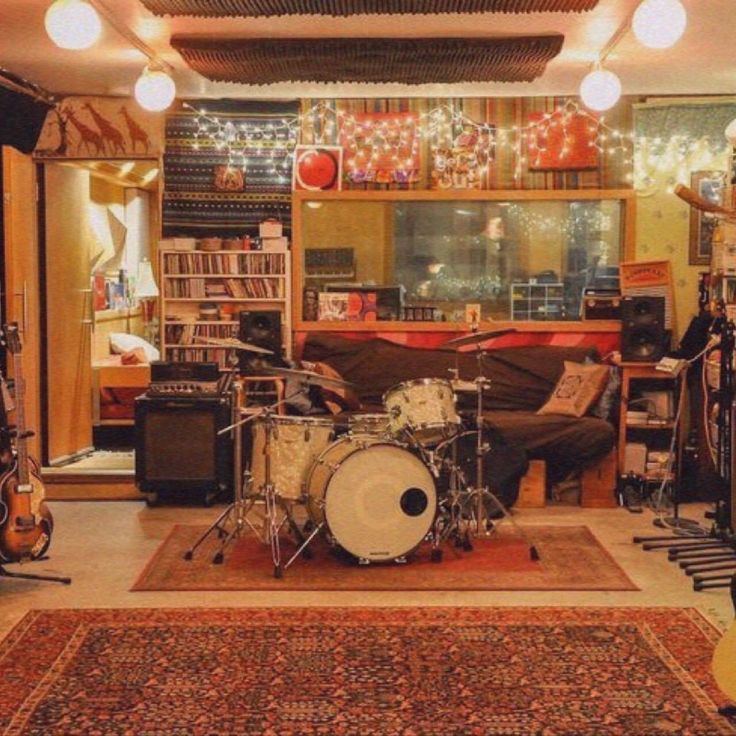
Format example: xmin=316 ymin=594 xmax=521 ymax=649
xmin=537 ymin=361 xmax=610 ymax=418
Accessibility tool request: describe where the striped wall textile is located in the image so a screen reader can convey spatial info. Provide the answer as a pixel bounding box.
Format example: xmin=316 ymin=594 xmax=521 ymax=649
xmin=141 ymin=0 xmax=600 ymax=17
xmin=163 ymin=100 xmax=298 ymax=238
xmin=300 ymin=96 xmax=634 ymax=191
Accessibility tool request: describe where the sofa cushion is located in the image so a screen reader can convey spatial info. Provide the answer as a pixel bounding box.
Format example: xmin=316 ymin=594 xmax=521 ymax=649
xmin=483 ymin=410 xmax=615 ymax=481
xmin=537 ymin=360 xmax=609 ymax=418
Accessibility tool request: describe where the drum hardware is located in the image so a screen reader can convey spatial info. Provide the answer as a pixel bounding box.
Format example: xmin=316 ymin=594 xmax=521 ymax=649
xmin=198 ymin=336 xmax=275 ymax=355
xmin=183 ymin=382 xmax=313 ymax=578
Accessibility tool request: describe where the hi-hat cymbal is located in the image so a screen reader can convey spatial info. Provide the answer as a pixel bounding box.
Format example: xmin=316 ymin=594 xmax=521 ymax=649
xmin=443 ymin=328 xmax=517 ymax=349
xmin=264 ymin=365 xmax=355 ymax=390
xmin=197 ymin=336 xmax=274 ymax=354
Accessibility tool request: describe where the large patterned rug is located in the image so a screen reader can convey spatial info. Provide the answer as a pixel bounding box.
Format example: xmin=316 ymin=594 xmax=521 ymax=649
xmin=132 ymin=524 xmax=637 ymax=592
xmin=0 ymin=608 xmax=732 ymax=735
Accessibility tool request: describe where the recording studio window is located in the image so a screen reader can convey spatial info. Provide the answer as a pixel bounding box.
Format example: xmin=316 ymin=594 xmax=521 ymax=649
xmin=299 ymin=196 xmax=626 ymax=323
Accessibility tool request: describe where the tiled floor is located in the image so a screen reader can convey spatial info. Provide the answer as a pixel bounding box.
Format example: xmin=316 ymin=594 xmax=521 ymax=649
xmin=1 ymin=501 xmax=733 ymax=640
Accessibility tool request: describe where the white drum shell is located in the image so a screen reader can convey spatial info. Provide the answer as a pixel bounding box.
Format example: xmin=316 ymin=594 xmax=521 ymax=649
xmin=251 ymin=416 xmax=334 ymax=500
xmin=383 ymin=378 xmax=460 ymax=446
xmin=307 ymin=436 xmax=436 ymax=561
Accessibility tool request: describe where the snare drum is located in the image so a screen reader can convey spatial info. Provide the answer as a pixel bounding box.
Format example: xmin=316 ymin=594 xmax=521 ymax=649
xmin=250 ymin=416 xmax=334 ymax=501
xmin=306 ymin=435 xmax=436 ymax=562
xmin=383 ymin=378 xmax=461 ymax=446
xmin=348 ymin=413 xmax=391 ymax=437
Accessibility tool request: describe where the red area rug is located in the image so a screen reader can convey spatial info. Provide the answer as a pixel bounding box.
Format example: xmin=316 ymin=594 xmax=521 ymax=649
xmin=132 ymin=524 xmax=637 ymax=592
xmin=0 ymin=607 xmax=732 ymax=735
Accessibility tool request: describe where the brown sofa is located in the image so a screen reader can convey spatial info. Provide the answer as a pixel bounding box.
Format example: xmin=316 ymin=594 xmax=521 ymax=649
xmin=301 ymin=334 xmax=616 ymax=484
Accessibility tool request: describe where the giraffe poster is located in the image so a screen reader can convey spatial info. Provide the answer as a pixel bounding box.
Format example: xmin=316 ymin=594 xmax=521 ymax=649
xmin=34 ymin=96 xmax=165 ymax=159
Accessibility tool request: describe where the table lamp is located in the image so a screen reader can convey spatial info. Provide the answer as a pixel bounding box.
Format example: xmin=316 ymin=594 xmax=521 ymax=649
xmin=137 ymin=258 xmax=159 ymax=345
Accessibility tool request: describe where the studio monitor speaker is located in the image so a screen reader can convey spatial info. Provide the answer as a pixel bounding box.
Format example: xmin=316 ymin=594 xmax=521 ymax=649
xmin=620 ymin=295 xmax=668 ymax=362
xmin=135 ymin=396 xmax=232 ymax=503
xmin=238 ymin=310 xmax=283 ymax=373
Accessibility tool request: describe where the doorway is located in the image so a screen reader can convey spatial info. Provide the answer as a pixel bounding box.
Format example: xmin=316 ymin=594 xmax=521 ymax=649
xmin=40 ymin=159 xmax=159 ymax=474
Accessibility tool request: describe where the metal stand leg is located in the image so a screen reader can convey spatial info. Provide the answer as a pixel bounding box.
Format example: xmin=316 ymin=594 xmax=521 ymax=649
xmin=0 ymin=564 xmax=71 ymax=585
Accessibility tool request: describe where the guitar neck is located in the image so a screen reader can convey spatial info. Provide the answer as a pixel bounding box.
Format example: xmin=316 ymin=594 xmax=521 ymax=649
xmin=12 ymin=350 xmax=29 ymax=486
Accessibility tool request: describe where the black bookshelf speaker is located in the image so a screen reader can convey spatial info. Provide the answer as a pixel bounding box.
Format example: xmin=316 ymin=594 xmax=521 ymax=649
xmin=135 ymin=396 xmax=232 ymax=503
xmin=238 ymin=310 xmax=283 ymax=373
xmin=620 ymin=295 xmax=668 ymax=362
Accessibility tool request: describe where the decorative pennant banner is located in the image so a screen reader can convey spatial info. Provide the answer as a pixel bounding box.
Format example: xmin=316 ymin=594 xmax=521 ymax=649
xmin=339 ymin=112 xmax=420 ymax=185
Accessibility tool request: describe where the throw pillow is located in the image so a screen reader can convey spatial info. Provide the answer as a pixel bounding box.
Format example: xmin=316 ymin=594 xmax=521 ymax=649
xmin=537 ymin=361 xmax=610 ymax=418
xmin=109 ymin=333 xmax=160 ymax=363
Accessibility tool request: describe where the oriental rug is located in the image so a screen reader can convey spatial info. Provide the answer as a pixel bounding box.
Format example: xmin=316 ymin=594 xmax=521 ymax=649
xmin=132 ymin=524 xmax=637 ymax=592
xmin=0 ymin=607 xmax=732 ymax=735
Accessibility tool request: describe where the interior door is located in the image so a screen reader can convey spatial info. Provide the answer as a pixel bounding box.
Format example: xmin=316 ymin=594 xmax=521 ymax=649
xmin=2 ymin=146 xmax=42 ymax=460
xmin=43 ymin=162 xmax=93 ymax=464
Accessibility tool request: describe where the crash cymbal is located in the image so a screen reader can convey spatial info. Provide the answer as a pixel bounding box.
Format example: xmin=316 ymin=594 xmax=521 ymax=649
xmin=197 ymin=336 xmax=274 ymax=355
xmin=264 ymin=365 xmax=355 ymax=390
xmin=443 ymin=328 xmax=517 ymax=348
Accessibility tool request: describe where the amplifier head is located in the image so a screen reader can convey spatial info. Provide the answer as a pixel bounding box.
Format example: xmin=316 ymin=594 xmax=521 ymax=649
xmin=150 ymin=361 xmax=220 ymax=383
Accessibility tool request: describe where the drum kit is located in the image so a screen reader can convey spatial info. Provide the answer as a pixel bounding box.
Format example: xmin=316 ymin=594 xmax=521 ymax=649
xmin=184 ymin=327 xmax=539 ymax=578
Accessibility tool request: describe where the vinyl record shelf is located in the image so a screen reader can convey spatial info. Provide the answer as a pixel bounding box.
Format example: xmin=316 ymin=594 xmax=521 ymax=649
xmin=160 ymin=249 xmax=292 ymax=370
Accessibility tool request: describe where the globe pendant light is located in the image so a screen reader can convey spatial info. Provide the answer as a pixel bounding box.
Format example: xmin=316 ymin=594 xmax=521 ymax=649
xmin=45 ymin=0 xmax=102 ymax=50
xmin=579 ymin=66 xmax=622 ymax=112
xmin=632 ymin=0 xmax=687 ymax=50
xmin=134 ymin=66 xmax=176 ymax=112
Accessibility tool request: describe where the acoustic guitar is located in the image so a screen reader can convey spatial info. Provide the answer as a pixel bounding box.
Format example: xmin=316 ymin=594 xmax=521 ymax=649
xmin=0 ymin=323 xmax=52 ymax=562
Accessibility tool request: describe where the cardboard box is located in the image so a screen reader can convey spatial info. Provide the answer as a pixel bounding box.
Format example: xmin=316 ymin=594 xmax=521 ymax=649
xmin=259 ymin=220 xmax=283 ymax=238
xmin=262 ymin=236 xmax=288 ymax=252
xmin=517 ymin=460 xmax=546 ymax=508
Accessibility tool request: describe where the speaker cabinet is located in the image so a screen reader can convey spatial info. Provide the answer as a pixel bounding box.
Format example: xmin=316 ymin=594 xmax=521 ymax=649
xmin=620 ymin=295 xmax=668 ymax=362
xmin=238 ymin=310 xmax=283 ymax=373
xmin=135 ymin=396 xmax=232 ymax=503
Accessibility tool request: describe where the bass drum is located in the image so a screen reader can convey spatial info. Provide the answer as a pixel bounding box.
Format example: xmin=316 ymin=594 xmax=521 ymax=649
xmin=307 ymin=436 xmax=436 ymax=562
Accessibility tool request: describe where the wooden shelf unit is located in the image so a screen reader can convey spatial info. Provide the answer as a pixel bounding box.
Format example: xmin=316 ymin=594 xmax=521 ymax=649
xmin=617 ymin=362 xmax=687 ymax=486
xmin=159 ymin=249 xmax=292 ymax=370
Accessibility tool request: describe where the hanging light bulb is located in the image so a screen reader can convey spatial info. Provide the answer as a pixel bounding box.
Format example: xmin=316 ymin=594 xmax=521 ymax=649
xmin=579 ymin=66 xmax=622 ymax=112
xmin=45 ymin=0 xmax=102 ymax=50
xmin=134 ymin=65 xmax=176 ymax=112
xmin=725 ymin=118 xmax=736 ymax=147
xmin=632 ymin=0 xmax=687 ymax=50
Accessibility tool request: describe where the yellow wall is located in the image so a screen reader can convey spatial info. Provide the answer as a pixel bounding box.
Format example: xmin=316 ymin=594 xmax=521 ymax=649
xmin=302 ymin=201 xmax=394 ymax=283
xmin=634 ymin=99 xmax=736 ymax=339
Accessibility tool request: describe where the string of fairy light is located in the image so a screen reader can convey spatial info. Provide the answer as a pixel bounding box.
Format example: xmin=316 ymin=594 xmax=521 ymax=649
xmin=183 ymin=100 xmax=635 ymax=184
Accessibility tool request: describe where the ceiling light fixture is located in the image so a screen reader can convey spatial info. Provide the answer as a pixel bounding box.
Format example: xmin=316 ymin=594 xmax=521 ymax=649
xmin=134 ymin=65 xmax=176 ymax=112
xmin=632 ymin=0 xmax=687 ymax=50
xmin=45 ymin=0 xmax=102 ymax=50
xmin=579 ymin=64 xmax=622 ymax=112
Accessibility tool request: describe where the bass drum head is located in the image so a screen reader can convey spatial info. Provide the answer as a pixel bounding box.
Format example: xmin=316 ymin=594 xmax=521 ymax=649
xmin=324 ymin=442 xmax=436 ymax=562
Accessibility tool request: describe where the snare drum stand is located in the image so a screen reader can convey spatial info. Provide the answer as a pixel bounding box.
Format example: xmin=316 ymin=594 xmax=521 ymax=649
xmin=183 ymin=382 xmax=308 ymax=578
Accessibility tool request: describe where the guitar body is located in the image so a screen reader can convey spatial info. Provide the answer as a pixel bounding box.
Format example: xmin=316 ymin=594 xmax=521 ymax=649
xmin=714 ymin=620 xmax=736 ymax=703
xmin=0 ymin=456 xmax=52 ymax=563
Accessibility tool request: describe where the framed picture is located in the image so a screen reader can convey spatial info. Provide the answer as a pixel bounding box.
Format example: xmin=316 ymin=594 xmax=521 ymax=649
xmin=689 ymin=171 xmax=727 ymax=265
xmin=292 ymin=145 xmax=343 ymax=192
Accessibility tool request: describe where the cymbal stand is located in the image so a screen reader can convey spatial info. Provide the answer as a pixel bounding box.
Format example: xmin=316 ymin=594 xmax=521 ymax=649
xmin=463 ymin=343 xmax=540 ymax=561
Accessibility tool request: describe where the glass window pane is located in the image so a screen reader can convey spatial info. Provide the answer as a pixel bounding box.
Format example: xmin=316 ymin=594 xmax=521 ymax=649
xmin=301 ymin=198 xmax=624 ymax=322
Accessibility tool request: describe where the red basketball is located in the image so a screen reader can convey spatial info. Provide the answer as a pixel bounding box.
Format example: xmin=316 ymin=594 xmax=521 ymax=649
xmin=296 ymin=148 xmax=339 ymax=190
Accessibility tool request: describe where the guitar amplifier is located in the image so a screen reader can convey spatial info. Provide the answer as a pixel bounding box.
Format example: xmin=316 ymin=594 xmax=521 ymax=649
xmin=134 ymin=395 xmax=232 ymax=504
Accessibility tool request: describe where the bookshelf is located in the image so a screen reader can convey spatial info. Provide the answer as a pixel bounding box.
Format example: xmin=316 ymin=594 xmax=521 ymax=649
xmin=159 ymin=249 xmax=292 ymax=370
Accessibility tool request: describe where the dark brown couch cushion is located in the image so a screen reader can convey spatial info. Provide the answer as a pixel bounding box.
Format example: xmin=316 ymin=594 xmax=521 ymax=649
xmin=302 ymin=334 xmax=597 ymax=411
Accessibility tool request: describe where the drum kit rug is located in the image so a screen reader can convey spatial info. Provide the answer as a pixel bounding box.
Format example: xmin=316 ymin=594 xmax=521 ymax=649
xmin=184 ymin=328 xmax=540 ymax=578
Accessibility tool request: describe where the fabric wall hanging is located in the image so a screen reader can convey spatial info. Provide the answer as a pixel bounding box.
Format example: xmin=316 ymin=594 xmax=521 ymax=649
xmin=172 ymin=35 xmax=564 ymax=85
xmin=527 ymin=111 xmax=598 ymax=170
xmin=163 ymin=100 xmax=298 ymax=238
xmin=142 ymin=0 xmax=598 ymax=16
